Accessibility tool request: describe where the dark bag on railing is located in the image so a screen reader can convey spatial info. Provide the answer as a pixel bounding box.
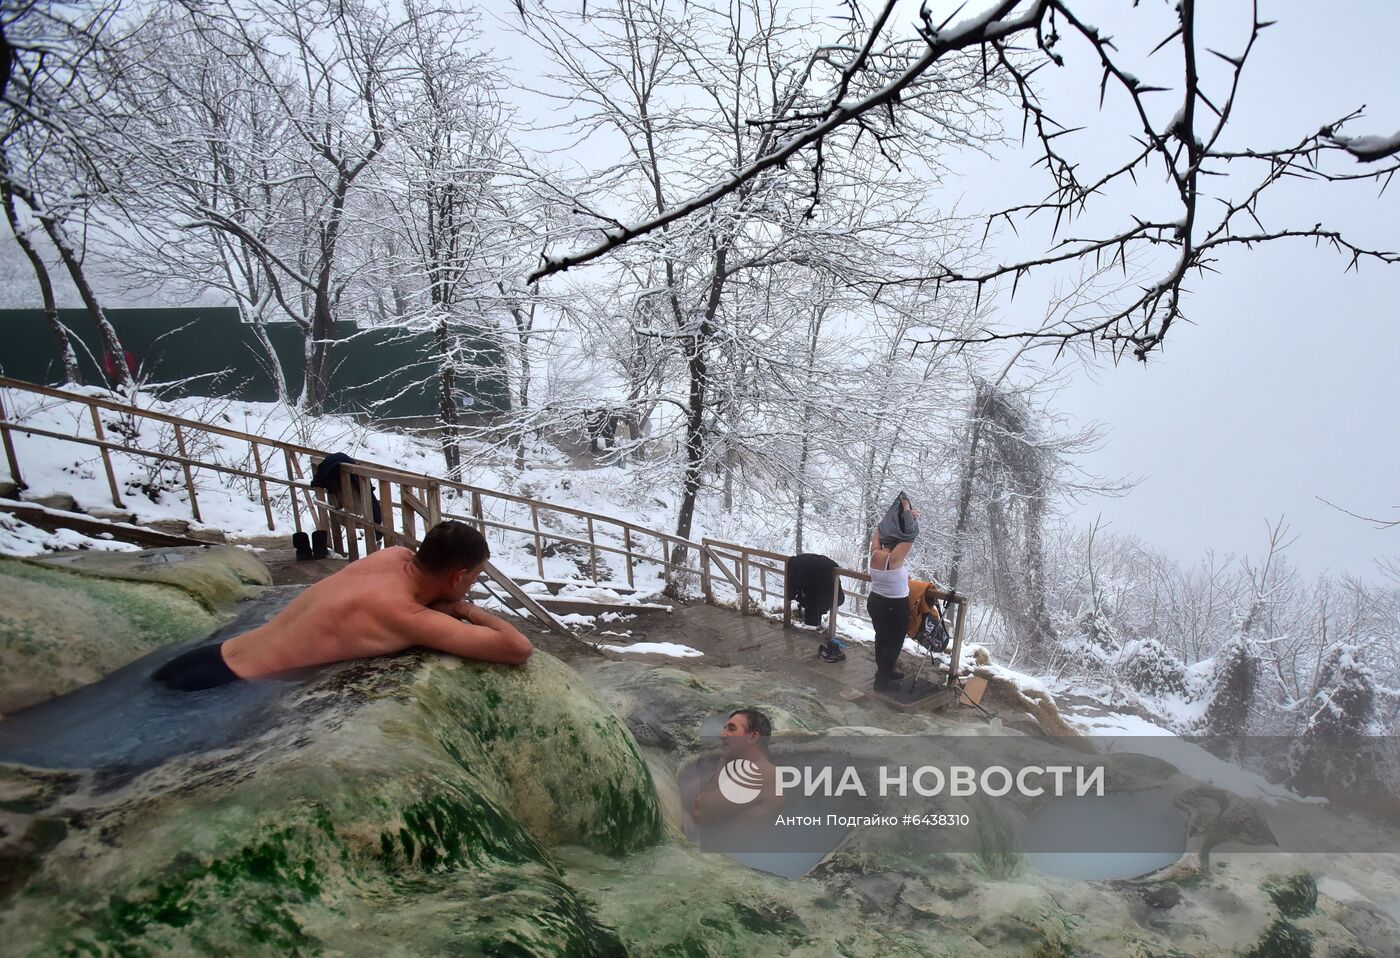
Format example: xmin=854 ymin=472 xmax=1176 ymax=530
xmin=914 ymin=610 xmax=950 ymax=654
xmin=311 ymin=452 xmax=382 ymax=540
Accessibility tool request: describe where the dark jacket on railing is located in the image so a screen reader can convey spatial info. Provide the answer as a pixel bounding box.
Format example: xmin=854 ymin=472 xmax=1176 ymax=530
xmin=311 ymin=452 xmax=382 ymax=537
xmin=785 ymin=552 xmax=845 ymax=626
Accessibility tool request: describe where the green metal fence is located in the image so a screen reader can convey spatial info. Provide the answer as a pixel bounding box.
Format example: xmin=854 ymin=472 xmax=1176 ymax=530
xmin=0 ymin=307 xmax=509 ymax=419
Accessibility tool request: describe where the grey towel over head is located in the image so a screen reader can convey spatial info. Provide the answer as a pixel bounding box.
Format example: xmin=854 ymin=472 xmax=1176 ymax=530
xmin=877 ymin=491 xmax=919 ymax=547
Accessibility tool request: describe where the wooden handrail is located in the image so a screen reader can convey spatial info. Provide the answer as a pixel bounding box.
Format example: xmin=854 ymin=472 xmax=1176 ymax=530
xmin=0 ymin=376 xmax=976 ymax=696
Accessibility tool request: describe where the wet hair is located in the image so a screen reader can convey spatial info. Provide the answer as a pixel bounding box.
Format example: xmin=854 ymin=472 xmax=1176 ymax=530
xmin=414 ymin=520 xmax=489 ymax=575
xmin=728 ymin=708 xmax=772 ymax=739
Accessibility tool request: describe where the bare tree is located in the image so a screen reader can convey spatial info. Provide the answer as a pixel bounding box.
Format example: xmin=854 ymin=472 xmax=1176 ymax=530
xmin=525 ymin=0 xmax=1400 ymax=363
xmin=1 ymin=0 xmax=130 ymax=385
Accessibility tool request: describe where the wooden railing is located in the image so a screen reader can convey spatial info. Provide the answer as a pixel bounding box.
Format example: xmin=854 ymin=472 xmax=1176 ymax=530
xmin=701 ymin=537 xmax=971 ymax=688
xmin=0 ymin=377 xmax=699 ymax=596
xmin=0 ymin=377 xmax=973 ymax=688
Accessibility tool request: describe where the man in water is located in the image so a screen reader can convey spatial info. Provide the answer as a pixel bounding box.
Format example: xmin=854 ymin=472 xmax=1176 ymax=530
xmin=689 ymin=708 xmax=782 ymax=825
xmin=153 ymin=521 xmax=532 ymax=691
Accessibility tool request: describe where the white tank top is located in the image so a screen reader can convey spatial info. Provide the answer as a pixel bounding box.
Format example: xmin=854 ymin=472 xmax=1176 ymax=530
xmin=868 ymin=556 xmax=910 ymax=598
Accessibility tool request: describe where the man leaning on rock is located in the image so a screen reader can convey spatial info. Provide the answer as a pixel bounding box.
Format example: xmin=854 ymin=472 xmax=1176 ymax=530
xmin=153 ymin=521 xmax=532 ymax=691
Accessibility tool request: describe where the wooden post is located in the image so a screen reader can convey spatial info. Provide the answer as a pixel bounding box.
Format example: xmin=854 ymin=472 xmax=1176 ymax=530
xmin=471 ymin=490 xmax=484 ymax=532
xmin=781 ymin=558 xmax=792 ymax=627
xmin=825 ymin=572 xmax=840 ymax=642
xmin=623 ymin=526 xmax=635 ymax=588
xmin=89 ymin=406 xmax=123 ymax=508
xmin=358 ymin=473 xmax=378 ymax=554
xmin=530 ymin=503 xmax=544 ymax=579
xmin=426 ymin=481 xmax=441 ymax=526
xmin=338 ymin=470 xmax=359 ymax=560
xmin=0 ymin=391 xmax=25 ymax=490
xmin=250 ymin=442 xmax=273 ymax=531
xmin=173 ymin=423 xmax=201 ymax=523
xmin=380 ymin=481 xmax=398 ymax=547
xmin=399 ymin=484 xmax=416 ymax=543
xmin=701 ymin=542 xmax=713 ymax=604
xmin=320 ymin=488 xmax=344 ymax=556
xmin=740 ymin=551 xmax=751 ymax=615
xmin=947 ymin=598 xmax=967 ymax=687
xmin=283 ymin=449 xmax=302 ymax=535
xmin=586 ymin=515 xmax=598 ymax=583
xmin=759 ymin=565 xmax=767 ymax=609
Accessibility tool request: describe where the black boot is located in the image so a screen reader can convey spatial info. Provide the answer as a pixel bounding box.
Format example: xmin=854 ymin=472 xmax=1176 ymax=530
xmin=312 ymin=529 xmax=330 ymax=560
xmin=293 ymin=532 xmax=313 ymax=561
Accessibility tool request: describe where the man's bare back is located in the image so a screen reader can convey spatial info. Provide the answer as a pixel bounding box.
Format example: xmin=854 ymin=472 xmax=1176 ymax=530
xmin=154 ymin=523 xmax=531 ymax=690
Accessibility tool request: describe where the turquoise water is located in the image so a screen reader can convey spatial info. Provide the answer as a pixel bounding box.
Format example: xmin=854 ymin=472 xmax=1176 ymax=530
xmin=1022 ymin=788 xmax=1187 ymax=880
xmin=0 ymin=589 xmax=312 ymax=782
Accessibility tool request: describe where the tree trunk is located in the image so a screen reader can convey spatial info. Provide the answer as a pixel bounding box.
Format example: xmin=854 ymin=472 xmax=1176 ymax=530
xmin=2 ymin=183 xmax=81 ymax=384
xmin=436 ymin=317 xmax=462 ymax=479
xmin=793 ymin=304 xmax=826 ymax=554
xmin=250 ymin=319 xmax=287 ymax=403
xmin=38 ymin=214 xmax=129 ymax=386
xmin=669 ymin=246 xmax=728 ymax=572
xmin=946 ymin=385 xmax=989 ymax=592
xmin=304 ymin=282 xmax=335 ymax=415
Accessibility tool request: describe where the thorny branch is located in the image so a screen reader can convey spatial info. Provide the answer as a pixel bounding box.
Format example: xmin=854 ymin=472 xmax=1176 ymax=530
xmin=526 ymin=0 xmax=1400 ymax=361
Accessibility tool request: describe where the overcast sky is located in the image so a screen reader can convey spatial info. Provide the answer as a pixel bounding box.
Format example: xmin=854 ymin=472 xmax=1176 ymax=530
xmin=962 ymin=0 xmax=1400 ymax=580
xmin=484 ymin=0 xmax=1399 ymax=579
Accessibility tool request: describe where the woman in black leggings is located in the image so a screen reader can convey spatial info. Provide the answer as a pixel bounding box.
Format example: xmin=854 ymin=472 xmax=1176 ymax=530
xmin=867 ymin=495 xmax=918 ymax=690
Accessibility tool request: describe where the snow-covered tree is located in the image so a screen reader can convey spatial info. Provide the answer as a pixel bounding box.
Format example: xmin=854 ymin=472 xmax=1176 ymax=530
xmin=1286 ymin=645 xmax=1379 ymax=796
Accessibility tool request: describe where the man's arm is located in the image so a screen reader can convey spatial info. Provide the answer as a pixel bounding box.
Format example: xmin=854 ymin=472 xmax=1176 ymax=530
xmin=411 ymin=601 xmax=533 ymax=666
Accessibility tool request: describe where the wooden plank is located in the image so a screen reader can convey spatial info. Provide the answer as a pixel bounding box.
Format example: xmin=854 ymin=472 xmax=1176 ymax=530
xmin=827 ymin=568 xmax=842 ymax=642
xmin=961 ymin=675 xmax=989 ymax=707
xmin=586 ymin=515 xmax=598 ymax=582
xmin=704 ymin=543 xmax=745 ymax=595
xmin=700 ymin=538 xmax=712 ymax=603
xmin=173 ymin=423 xmax=202 ymax=523
xmin=338 ymin=469 xmax=359 ymax=560
xmin=782 ymin=556 xmax=792 ymax=627
xmin=623 ymin=526 xmax=635 ymax=588
xmin=947 ymin=597 xmax=967 ymax=687
xmin=0 ymin=375 xmax=333 ymax=457
xmin=400 ymin=484 xmax=416 ymax=543
xmin=481 ymin=560 xmax=571 ymax=636
xmin=740 ymin=552 xmax=751 ymax=616
xmin=0 ymin=390 xmax=25 ymax=488
xmin=89 ymin=406 xmax=124 ymax=508
xmin=530 ymin=503 xmax=544 ymax=579
xmin=426 ymin=481 xmax=442 ymax=526
xmin=321 ymin=488 xmax=345 ymax=555
xmin=250 ymin=442 xmax=274 ymax=531
xmin=0 ymin=500 xmax=201 ymax=548
xmin=283 ymin=448 xmax=303 ymax=535
xmin=357 ymin=473 xmax=377 ymax=554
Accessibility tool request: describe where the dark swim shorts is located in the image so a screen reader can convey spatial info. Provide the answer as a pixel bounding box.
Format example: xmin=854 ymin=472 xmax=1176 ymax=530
xmin=152 ymin=642 xmax=240 ymax=691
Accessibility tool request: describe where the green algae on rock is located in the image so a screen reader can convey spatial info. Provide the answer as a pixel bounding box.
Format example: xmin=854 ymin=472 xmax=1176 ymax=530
xmin=27 ymin=545 xmax=271 ymax=611
xmin=0 ymin=557 xmax=224 ymax=715
xmin=0 ymin=639 xmax=660 ymax=957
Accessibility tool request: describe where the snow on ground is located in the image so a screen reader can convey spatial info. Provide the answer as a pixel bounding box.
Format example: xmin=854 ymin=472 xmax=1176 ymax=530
xmin=0 ymin=385 xmax=678 ymax=597
xmin=598 ymin=641 xmax=703 ymax=658
xmin=0 ymin=509 xmax=140 ymax=556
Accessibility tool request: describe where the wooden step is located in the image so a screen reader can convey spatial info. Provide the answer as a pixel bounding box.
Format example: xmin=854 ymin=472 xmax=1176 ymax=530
xmin=0 ymin=498 xmax=206 ymax=549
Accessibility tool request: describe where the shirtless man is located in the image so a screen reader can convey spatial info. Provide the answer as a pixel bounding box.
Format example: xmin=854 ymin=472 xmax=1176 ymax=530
xmin=153 ymin=521 xmax=532 ymax=691
xmin=689 ymin=708 xmax=782 ymax=826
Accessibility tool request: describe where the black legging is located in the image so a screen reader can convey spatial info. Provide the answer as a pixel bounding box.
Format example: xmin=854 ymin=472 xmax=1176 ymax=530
xmin=867 ymin=592 xmax=907 ymax=679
